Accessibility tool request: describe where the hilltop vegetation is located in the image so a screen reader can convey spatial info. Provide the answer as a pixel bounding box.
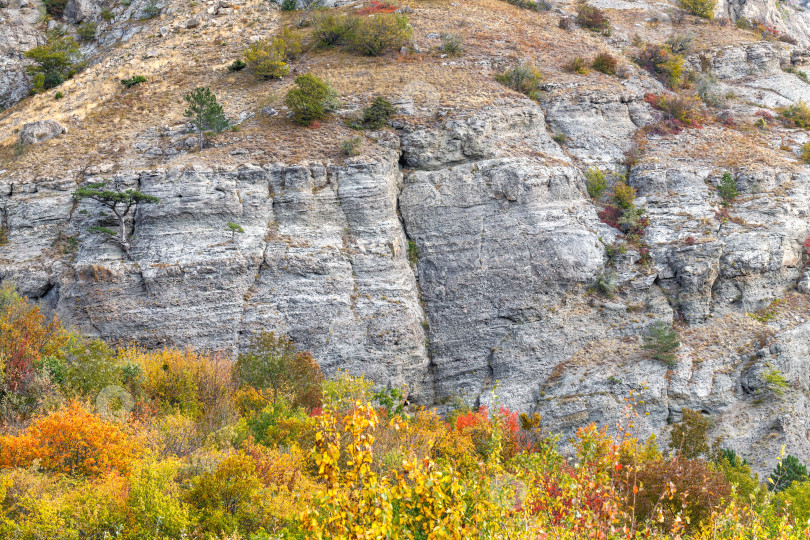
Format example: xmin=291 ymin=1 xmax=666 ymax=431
xmin=1 ymin=285 xmax=810 ymax=538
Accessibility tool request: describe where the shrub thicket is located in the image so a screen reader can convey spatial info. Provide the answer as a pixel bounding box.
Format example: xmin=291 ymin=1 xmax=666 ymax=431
xmin=495 ymin=62 xmax=543 ymax=100
xmin=635 ymin=44 xmax=686 ymax=89
xmin=679 ymin=0 xmax=715 ymax=19
xmin=592 ymin=52 xmax=618 ymax=75
xmin=349 ymin=13 xmax=412 ymax=56
xmin=243 ymin=29 xmax=302 ymax=80
xmin=576 ymin=1 xmax=611 ymax=34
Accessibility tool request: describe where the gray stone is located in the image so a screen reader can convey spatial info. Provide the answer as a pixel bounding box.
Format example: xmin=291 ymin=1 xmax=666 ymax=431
xmin=19 ymin=120 xmax=67 ymax=145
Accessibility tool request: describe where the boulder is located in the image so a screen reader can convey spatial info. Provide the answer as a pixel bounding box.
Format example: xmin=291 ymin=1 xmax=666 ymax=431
xmin=19 ymin=120 xmax=67 ymax=145
xmin=63 ymin=0 xmax=100 ymax=23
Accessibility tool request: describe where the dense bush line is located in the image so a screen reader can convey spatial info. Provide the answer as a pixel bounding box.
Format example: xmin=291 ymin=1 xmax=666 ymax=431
xmin=2 ymin=284 xmax=810 ymax=538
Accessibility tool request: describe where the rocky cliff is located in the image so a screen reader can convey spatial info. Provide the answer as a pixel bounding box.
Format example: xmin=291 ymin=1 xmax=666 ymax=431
xmin=4 ymin=0 xmax=810 ymax=472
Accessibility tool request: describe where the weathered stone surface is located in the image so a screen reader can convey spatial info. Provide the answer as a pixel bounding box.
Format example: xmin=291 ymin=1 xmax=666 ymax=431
xmin=19 ymin=120 xmax=67 ymax=145
xmin=63 ymin=0 xmax=100 ymax=23
xmin=0 ymin=2 xmax=42 ymax=109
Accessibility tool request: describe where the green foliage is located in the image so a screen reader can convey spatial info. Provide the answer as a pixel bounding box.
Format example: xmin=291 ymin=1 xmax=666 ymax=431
xmin=142 ymin=0 xmax=161 ymax=19
xmin=121 ymin=75 xmax=147 ymax=88
xmin=371 ymin=386 xmax=405 ymax=417
xmin=281 ymin=0 xmax=297 ymax=11
xmin=769 ymin=454 xmax=808 ymax=492
xmin=358 ymin=96 xmax=396 ymax=129
xmin=43 ymin=0 xmax=68 ymax=16
xmin=669 ymin=409 xmax=709 ymax=458
xmin=284 ymin=73 xmax=340 ymax=126
xmin=776 ymin=479 xmax=810 ymax=523
xmin=77 ymin=22 xmax=97 ymax=41
xmin=408 ymin=240 xmax=419 ymax=267
xmin=243 ymin=29 xmax=302 ymax=80
xmin=184 ymin=87 xmax=230 ymax=150
xmin=585 ymin=168 xmax=608 ymax=199
xmin=591 ymin=52 xmax=617 ymax=75
xmin=643 ymin=321 xmax=680 ymax=367
xmin=243 ymin=395 xmax=312 ymax=447
xmin=341 ymin=136 xmax=363 ymax=156
xmin=593 ymin=269 xmax=617 ymax=297
xmin=612 ymin=181 xmax=636 ymax=209
xmin=801 ymin=142 xmax=810 ymax=164
xmin=24 ymin=31 xmax=85 ymax=93
xmin=716 ymin=449 xmax=761 ymax=503
xmin=53 ymin=91 xmax=64 ymax=100
xmin=440 ymin=33 xmax=464 ymax=56
xmin=495 ymin=62 xmax=543 ymax=100
xmin=576 ymin=2 xmax=611 ymax=35
xmin=101 ymin=7 xmax=114 ymax=20
xmin=235 ymin=331 xmax=323 ymax=410
xmin=227 ymin=59 xmax=246 ymax=72
xmin=717 ymin=172 xmax=739 ymax=206
xmin=312 ymin=13 xmax=358 ymax=48
xmin=763 ymin=368 xmax=789 ymax=396
xmin=349 ymin=13 xmax=412 ymax=56
xmin=679 ymin=0 xmax=714 ymax=19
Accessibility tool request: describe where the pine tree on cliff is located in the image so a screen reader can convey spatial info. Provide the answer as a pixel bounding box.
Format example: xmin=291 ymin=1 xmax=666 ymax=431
xmin=73 ymin=182 xmax=159 ymax=256
xmin=183 ymin=87 xmax=230 ymax=151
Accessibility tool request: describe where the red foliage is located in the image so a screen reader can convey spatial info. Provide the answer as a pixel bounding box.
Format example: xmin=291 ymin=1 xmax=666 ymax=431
xmin=598 ymin=205 xmax=622 ymax=230
xmin=357 ymin=0 xmax=399 ymax=15
xmin=685 ymin=236 xmax=696 ymax=245
xmin=755 ymin=109 xmax=775 ymax=122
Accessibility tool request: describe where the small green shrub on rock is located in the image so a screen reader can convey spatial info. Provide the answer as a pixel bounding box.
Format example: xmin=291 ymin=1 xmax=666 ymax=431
xmin=341 ymin=136 xmax=363 ymax=156
xmin=43 ymin=0 xmax=68 ymax=16
xmin=227 ymin=59 xmax=246 ymax=72
xmin=717 ymin=172 xmax=738 ymax=206
xmin=495 ymin=62 xmax=543 ymax=100
xmin=440 ymin=33 xmax=464 ymax=56
xmin=284 ymin=73 xmax=340 ymax=125
xmin=576 ymin=2 xmax=610 ymax=35
xmin=564 ymin=57 xmax=589 ymax=75
xmin=243 ymin=30 xmax=302 ymax=80
xmin=121 ymin=75 xmax=147 ymax=88
xmin=643 ymin=321 xmax=680 ymax=367
xmin=585 ymin=168 xmax=608 ymax=198
xmin=358 ymin=96 xmax=396 ymax=129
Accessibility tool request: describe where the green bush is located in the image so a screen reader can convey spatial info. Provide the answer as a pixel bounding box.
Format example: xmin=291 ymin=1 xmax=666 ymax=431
xmin=281 ymin=0 xmax=297 ymax=10
xmin=342 ymin=136 xmax=363 ymax=156
xmin=101 ymin=7 xmax=114 ymax=20
xmin=669 ymin=409 xmax=709 ymax=458
xmin=24 ymin=31 xmax=85 ymax=93
xmin=440 ymin=33 xmax=464 ymax=56
xmin=643 ymin=321 xmax=680 ymax=367
xmin=679 ymin=0 xmax=714 ymax=19
xmin=284 ymin=73 xmax=340 ymax=126
xmin=43 ymin=0 xmax=68 ymax=16
xmin=592 ymin=52 xmax=617 ymax=75
xmin=358 ymin=96 xmax=395 ymax=129
xmin=243 ymin=30 xmax=301 ymax=80
xmin=769 ymin=455 xmax=808 ymax=492
xmin=585 ymin=168 xmax=608 ymax=198
xmin=349 ymin=13 xmax=412 ymax=56
xmin=312 ymin=13 xmax=358 ymax=48
xmin=244 ymin=395 xmax=312 ymax=447
xmin=495 ymin=62 xmax=543 ymax=100
xmin=121 ymin=75 xmax=147 ymax=88
xmin=227 ymin=59 xmax=246 ymax=72
xmin=142 ymin=0 xmax=161 ymax=19
xmin=612 ymin=181 xmax=636 ymax=209
xmin=77 ymin=22 xmax=97 ymax=42
xmin=716 ymin=172 xmax=738 ymax=206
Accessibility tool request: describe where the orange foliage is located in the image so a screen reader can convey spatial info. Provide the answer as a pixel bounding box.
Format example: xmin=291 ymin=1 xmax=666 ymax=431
xmin=0 ymin=402 xmax=139 ymax=476
xmin=0 ymin=290 xmax=68 ymax=391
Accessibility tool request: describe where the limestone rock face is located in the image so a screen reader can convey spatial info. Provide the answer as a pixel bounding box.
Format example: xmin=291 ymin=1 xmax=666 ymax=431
xmin=19 ymin=120 xmax=67 ymax=145
xmin=0 ymin=2 xmax=42 ymax=110
xmin=63 ymin=0 xmax=101 ymax=23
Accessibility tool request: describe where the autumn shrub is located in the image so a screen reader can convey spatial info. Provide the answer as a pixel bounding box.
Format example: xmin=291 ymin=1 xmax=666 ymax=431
xmin=564 ymin=56 xmax=589 ymax=75
xmin=576 ymin=1 xmax=611 ymax=34
xmin=644 ymin=92 xmax=706 ymax=133
xmin=185 ymin=451 xmax=262 ymax=534
xmin=349 ymin=13 xmax=412 ymax=56
xmin=635 ymin=45 xmax=686 ymax=89
xmin=495 ymin=62 xmax=544 ymax=100
xmin=778 ymin=100 xmax=810 ymax=128
xmin=0 ymin=401 xmax=138 ymax=476
xmin=592 ymin=52 xmax=618 ymax=75
xmin=0 ymin=283 xmax=68 ymax=393
xmin=235 ymin=331 xmax=323 ymax=410
xmin=585 ymin=168 xmax=608 ymax=198
xmin=241 ymin=395 xmax=314 ymax=448
xmin=284 ymin=73 xmax=340 ymax=126
xmin=126 ymin=457 xmax=192 ymax=538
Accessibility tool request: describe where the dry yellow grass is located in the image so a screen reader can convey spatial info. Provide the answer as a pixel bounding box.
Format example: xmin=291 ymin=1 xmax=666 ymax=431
xmin=0 ymin=0 xmax=772 ymax=177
